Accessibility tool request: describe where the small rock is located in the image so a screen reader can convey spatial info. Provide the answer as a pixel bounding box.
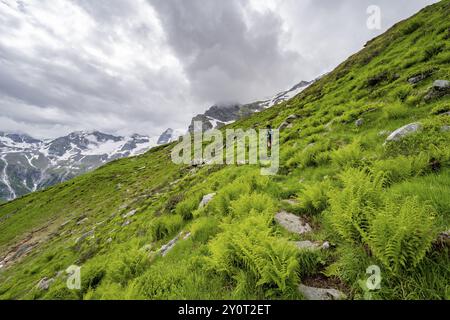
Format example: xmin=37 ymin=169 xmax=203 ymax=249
xmin=60 ymin=220 xmax=71 ymax=228
xmin=199 ymin=193 xmax=216 ymax=209
xmin=433 ymin=80 xmax=450 ymax=91
xmin=122 ymin=209 xmax=137 ymax=219
xmin=36 ymin=277 xmax=55 ymax=291
xmin=122 ymin=220 xmax=131 ymax=227
xmin=298 ymin=284 xmax=346 ymax=300
xmin=275 ymin=211 xmax=312 ymax=235
xmin=408 ymin=74 xmax=428 ymax=85
xmin=322 ymin=241 xmax=331 ymax=250
xmin=0 ymin=263 xmax=4 ymax=269
xmin=278 ymin=121 xmax=290 ymax=130
xmin=285 ymin=114 xmax=298 ymax=123
xmin=106 ymin=238 xmax=113 ymax=244
xmin=441 ymin=111 xmax=450 ymax=116
xmin=160 ymin=233 xmax=182 ymax=257
xmin=441 ymin=125 xmax=450 ymax=132
xmin=76 ymin=218 xmax=89 ymax=226
xmin=294 ymin=241 xmax=321 ymax=250
xmin=385 ymin=122 xmax=422 ymax=143
xmin=183 ymin=232 xmax=191 ymax=240
xmin=75 ymin=230 xmax=94 ymax=245
xmin=355 ymin=118 xmax=364 ymax=127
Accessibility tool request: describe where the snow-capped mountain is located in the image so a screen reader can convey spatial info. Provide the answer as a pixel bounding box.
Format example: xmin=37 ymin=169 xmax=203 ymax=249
xmin=0 ymin=131 xmax=171 ymax=202
xmin=188 ymin=80 xmax=312 ymax=132
xmin=157 ymin=128 xmax=186 ymax=145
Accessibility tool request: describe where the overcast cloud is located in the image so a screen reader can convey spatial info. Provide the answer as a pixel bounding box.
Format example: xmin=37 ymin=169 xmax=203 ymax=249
xmin=0 ymin=0 xmax=438 ymax=139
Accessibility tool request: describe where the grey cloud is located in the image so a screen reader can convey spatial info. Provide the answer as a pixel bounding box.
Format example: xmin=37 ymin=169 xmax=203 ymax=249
xmin=0 ymin=0 xmax=439 ymax=139
xmin=149 ymin=0 xmax=305 ymax=103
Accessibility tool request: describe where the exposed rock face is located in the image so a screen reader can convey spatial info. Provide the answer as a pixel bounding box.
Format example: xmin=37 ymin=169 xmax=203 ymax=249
xmin=157 ymin=128 xmax=185 ymax=145
xmin=275 ymin=211 xmax=312 ymax=235
xmin=298 ymin=284 xmax=347 ymax=300
xmin=385 ymin=123 xmax=422 ymax=143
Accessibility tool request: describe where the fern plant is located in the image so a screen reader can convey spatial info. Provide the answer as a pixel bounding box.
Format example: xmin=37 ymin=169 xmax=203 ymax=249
xmin=297 ymin=180 xmax=331 ymax=215
xmin=367 ymin=197 xmax=436 ymax=273
xmin=207 ymin=215 xmax=299 ymax=298
xmin=327 ymin=168 xmax=385 ymax=244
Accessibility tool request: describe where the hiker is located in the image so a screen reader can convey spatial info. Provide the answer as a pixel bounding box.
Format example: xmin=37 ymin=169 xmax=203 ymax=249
xmin=267 ymin=125 xmax=273 ymax=151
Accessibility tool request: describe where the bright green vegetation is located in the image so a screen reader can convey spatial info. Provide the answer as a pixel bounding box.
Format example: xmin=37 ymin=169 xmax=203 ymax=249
xmin=0 ymin=1 xmax=449 ymax=300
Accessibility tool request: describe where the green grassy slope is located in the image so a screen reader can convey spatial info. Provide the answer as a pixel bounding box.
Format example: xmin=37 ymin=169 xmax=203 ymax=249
xmin=0 ymin=0 xmax=449 ymax=300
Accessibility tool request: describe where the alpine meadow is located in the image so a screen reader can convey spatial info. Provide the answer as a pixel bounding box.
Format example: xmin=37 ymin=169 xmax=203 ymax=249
xmin=0 ymin=0 xmax=449 ymax=301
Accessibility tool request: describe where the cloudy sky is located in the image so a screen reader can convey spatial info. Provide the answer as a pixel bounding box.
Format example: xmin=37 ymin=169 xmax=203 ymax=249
xmin=0 ymin=0 xmax=438 ymax=139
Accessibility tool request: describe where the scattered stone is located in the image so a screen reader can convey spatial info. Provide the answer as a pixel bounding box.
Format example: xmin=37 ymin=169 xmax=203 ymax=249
xmin=294 ymin=240 xmax=331 ymax=251
xmin=183 ymin=232 xmax=191 ymax=240
xmin=76 ymin=218 xmax=89 ymax=226
xmin=199 ymin=193 xmax=216 ymax=209
xmin=122 ymin=209 xmax=137 ymax=219
xmin=278 ymin=121 xmax=290 ymax=130
xmin=122 ymin=220 xmax=131 ymax=227
xmin=0 ymin=263 xmax=4 ymax=269
xmin=275 ymin=211 xmax=312 ymax=235
xmin=75 ymin=230 xmax=94 ymax=245
xmin=441 ymin=111 xmax=450 ymax=116
xmin=408 ymin=74 xmax=429 ymax=85
xmin=36 ymin=277 xmax=55 ymax=291
xmin=322 ymin=241 xmax=331 ymax=250
xmin=285 ymin=114 xmax=298 ymax=123
xmin=433 ymin=80 xmax=450 ymax=91
xmin=106 ymin=238 xmax=113 ymax=244
xmin=294 ymin=241 xmax=321 ymax=250
xmin=160 ymin=233 xmax=181 ymax=257
xmin=385 ymin=122 xmax=422 ymax=143
xmin=60 ymin=220 xmax=71 ymax=228
xmin=425 ymin=80 xmax=450 ymax=101
xmin=355 ymin=118 xmax=364 ymax=127
xmin=441 ymin=125 xmax=450 ymax=132
xmin=298 ymin=284 xmax=347 ymax=301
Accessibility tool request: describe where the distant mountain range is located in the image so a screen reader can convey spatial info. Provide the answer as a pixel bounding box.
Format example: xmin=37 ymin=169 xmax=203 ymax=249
xmin=0 ymin=80 xmax=312 ymax=202
xmin=188 ymin=80 xmax=312 ymax=132
xmin=0 ymin=131 xmax=165 ymax=202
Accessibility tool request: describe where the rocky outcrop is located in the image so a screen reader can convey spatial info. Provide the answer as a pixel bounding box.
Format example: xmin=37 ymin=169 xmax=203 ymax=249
xmin=385 ymin=123 xmax=422 ymax=143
